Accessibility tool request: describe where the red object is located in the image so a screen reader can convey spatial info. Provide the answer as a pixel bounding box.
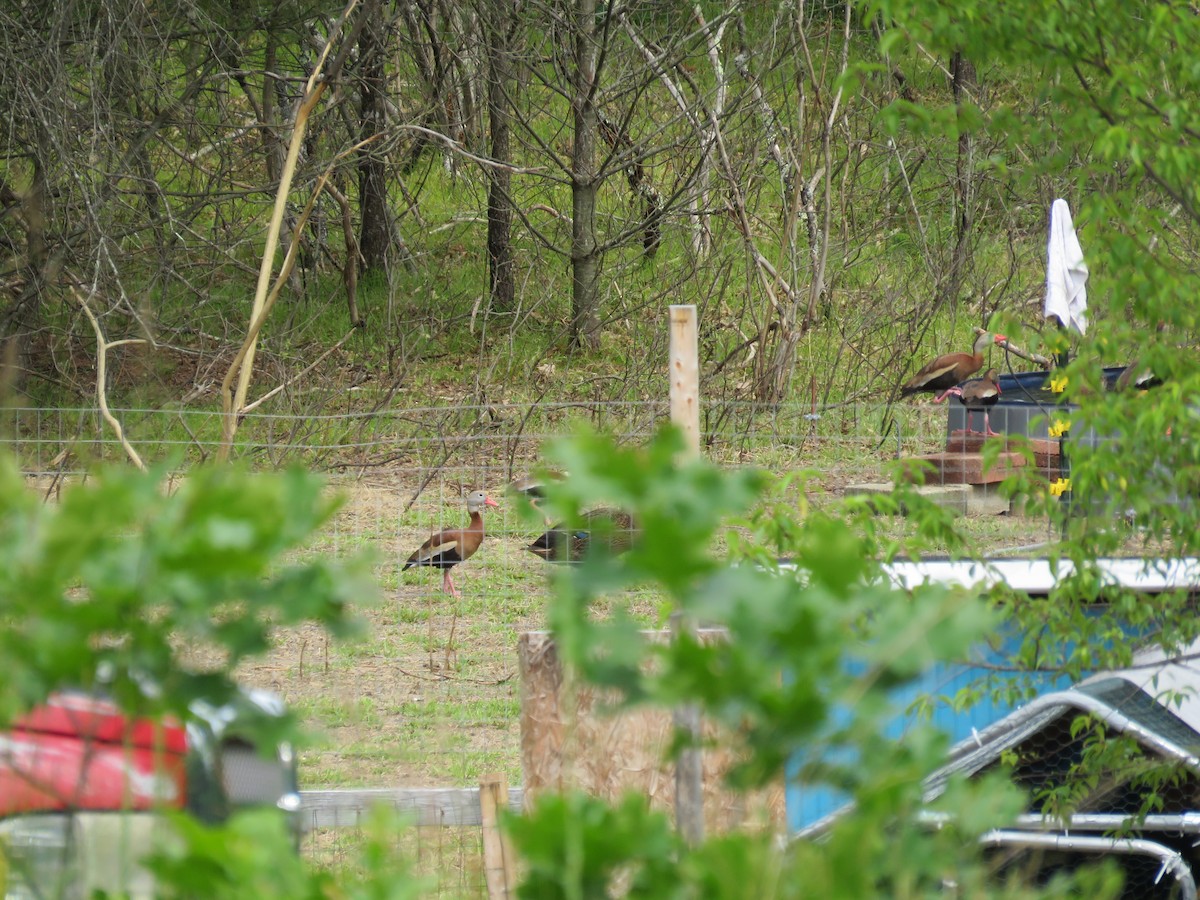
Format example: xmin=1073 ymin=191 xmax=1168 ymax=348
xmin=0 ymin=693 xmax=188 ymax=816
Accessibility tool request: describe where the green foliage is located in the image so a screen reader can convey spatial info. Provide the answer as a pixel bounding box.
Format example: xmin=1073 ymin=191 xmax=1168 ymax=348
xmin=147 ymin=809 xmax=329 ymax=900
xmin=0 ymin=458 xmax=372 ymax=742
xmin=146 ymin=806 xmax=429 ymax=900
xmin=507 ymin=793 xmax=683 ymax=900
xmin=512 ymin=427 xmax=1114 ymax=898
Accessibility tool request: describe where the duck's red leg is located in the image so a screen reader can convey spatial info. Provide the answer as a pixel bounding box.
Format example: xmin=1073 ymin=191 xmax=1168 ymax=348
xmin=445 ymin=607 xmax=459 ymax=671
xmin=984 ymin=411 xmax=1001 ymax=437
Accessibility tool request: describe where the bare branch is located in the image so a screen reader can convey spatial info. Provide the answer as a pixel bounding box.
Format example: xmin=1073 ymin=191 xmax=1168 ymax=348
xmin=241 ymin=325 xmax=362 ymax=415
xmin=995 ymin=334 xmax=1053 ymax=370
xmin=69 ymin=285 xmax=146 ymax=471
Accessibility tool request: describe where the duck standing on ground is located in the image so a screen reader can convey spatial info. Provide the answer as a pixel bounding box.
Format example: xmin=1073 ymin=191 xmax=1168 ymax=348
xmin=935 ymin=368 xmax=1003 ymax=436
xmin=527 ymin=507 xmax=640 ymax=562
xmin=403 ymin=490 xmax=498 ymax=598
xmin=507 ymin=470 xmax=566 ymax=525
xmin=901 ymin=329 xmax=1006 ymax=398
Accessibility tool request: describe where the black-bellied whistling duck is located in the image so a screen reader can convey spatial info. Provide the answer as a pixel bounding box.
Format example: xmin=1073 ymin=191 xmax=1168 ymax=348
xmin=403 ymin=490 xmax=498 ymax=598
xmin=901 ymin=329 xmax=1006 ymax=398
xmin=507 ymin=470 xmax=566 ymax=524
xmin=935 ymin=368 xmax=1002 ymax=436
xmin=1115 ymin=362 xmax=1162 ymax=392
xmin=527 ymin=508 xmax=640 ymax=562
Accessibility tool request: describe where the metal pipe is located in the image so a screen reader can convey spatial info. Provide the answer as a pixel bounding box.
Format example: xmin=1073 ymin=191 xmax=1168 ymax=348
xmin=940 ymin=689 xmax=1200 ymax=774
xmin=981 ymin=829 xmax=1197 ymax=900
xmin=921 ymin=809 xmax=1200 ymax=835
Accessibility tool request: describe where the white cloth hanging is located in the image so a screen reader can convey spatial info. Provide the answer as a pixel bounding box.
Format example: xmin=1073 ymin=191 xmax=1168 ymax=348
xmin=1044 ymin=198 xmax=1089 ymax=334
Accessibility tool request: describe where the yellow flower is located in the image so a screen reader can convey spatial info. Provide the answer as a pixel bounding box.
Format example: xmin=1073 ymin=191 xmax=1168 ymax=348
xmin=1048 ymin=419 xmax=1071 ymax=437
xmin=1049 ymin=478 xmax=1071 ymax=497
xmin=1049 ymin=373 xmax=1069 ymax=393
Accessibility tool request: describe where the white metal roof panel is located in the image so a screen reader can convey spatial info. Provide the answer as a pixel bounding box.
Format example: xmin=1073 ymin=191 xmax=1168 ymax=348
xmin=879 ymin=557 xmax=1200 ymax=595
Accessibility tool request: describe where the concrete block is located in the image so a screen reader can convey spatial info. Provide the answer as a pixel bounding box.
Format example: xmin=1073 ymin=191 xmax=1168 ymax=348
xmin=845 ymin=482 xmax=971 ymax=516
xmin=844 ymin=482 xmax=1010 ymax=517
xmin=964 ymin=483 xmax=1013 ymax=516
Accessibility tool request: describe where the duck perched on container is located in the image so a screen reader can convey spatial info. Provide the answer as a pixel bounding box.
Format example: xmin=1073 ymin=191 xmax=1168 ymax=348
xmin=901 ymin=329 xmax=1006 ymax=398
xmin=935 ymin=368 xmax=1003 ymax=436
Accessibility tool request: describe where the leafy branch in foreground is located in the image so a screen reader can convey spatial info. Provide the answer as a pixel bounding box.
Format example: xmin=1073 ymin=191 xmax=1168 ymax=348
xmin=0 ymin=457 xmax=373 ymax=745
xmin=508 ymin=426 xmax=1112 ymax=898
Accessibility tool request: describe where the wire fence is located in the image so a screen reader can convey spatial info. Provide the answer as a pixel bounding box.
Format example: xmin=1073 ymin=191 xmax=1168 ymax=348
xmin=4 ymin=399 xmax=1064 ymax=894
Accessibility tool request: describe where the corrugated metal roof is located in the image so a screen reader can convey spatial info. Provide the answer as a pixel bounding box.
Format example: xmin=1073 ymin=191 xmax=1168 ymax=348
xmin=879 ymin=557 xmax=1200 ymax=595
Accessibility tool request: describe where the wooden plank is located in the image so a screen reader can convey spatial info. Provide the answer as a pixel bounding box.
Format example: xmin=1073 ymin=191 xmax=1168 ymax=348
xmin=668 ymin=305 xmax=701 ymax=455
xmin=668 ymin=303 xmax=705 ymax=847
xmin=299 ymin=787 xmax=523 ymax=829
xmin=480 ymin=774 xmax=516 ymax=899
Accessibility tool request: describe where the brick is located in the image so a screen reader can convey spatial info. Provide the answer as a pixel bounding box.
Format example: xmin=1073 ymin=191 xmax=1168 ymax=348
xmin=1027 ymin=438 xmax=1061 ymax=460
xmin=944 ymin=432 xmax=1062 ymax=462
xmin=914 ymin=451 xmax=1027 ymax=485
xmin=945 ymin=431 xmax=1017 ymax=453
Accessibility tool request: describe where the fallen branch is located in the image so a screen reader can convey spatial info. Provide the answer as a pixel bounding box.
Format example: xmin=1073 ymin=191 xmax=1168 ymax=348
xmin=710 ymin=321 xmax=779 ymax=377
xmin=219 ymin=0 xmax=368 ymax=462
xmin=69 ymin=286 xmax=146 ymax=471
xmin=529 ymin=203 xmax=570 ymax=224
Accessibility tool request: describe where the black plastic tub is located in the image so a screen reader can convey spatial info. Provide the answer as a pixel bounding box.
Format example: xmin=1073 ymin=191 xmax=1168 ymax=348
xmin=945 ymin=365 xmax=1131 ymax=442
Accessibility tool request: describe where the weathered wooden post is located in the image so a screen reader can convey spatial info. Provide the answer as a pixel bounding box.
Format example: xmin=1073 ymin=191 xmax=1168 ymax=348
xmin=480 ymin=772 xmax=517 ymax=898
xmin=669 ymin=304 xmax=704 ymax=845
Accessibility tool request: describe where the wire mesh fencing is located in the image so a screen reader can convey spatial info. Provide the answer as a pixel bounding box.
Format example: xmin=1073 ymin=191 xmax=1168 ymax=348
xmin=4 ymin=398 xmax=1069 ymax=892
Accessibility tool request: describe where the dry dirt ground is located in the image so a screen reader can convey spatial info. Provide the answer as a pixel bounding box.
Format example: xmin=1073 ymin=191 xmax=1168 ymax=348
xmin=225 ymin=449 xmax=1058 ymax=797
xmin=229 ymin=468 xmax=677 ymax=793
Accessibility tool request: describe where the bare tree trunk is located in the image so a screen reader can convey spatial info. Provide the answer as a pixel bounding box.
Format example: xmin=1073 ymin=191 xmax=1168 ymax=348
xmin=484 ymin=0 xmax=516 ymax=311
xmin=2 ymin=140 xmax=49 ymax=391
xmin=445 ymin=0 xmax=483 ymax=153
xmin=760 ymin=2 xmax=851 ymax=402
xmin=692 ymin=3 xmax=725 ymax=260
xmin=619 ymin=14 xmax=710 ymax=256
xmin=570 ymin=0 xmax=601 ymax=351
xmin=357 ymin=0 xmax=394 ymax=273
xmin=263 ymin=36 xmax=283 ymax=184
xmin=942 ymin=50 xmax=977 ymax=311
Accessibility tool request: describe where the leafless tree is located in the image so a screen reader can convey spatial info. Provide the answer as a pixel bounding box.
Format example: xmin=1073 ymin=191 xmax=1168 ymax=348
xmin=357 ymin=0 xmax=396 ymax=275
xmin=482 ymin=0 xmax=522 ymax=312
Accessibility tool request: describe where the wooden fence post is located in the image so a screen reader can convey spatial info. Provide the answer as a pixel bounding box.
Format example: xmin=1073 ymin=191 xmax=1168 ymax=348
xmin=669 ymin=304 xmax=704 ymax=846
xmin=480 ymin=773 xmax=517 ymax=898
